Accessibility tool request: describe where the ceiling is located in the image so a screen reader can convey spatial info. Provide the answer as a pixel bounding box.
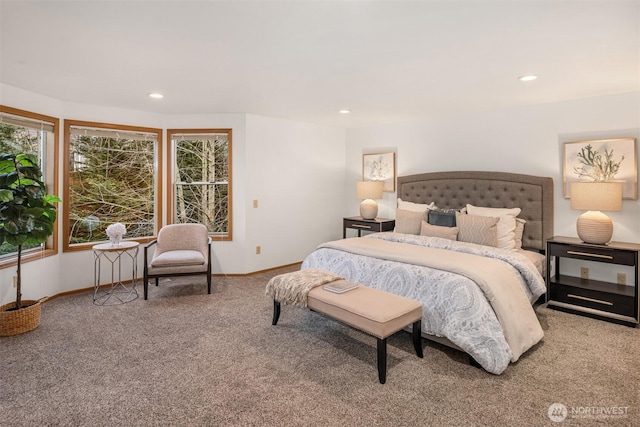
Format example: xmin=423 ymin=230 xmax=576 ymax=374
xmin=1 ymin=1 xmax=638 ymax=128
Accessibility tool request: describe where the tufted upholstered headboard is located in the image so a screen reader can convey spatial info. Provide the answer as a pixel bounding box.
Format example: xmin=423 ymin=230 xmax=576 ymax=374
xmin=396 ymin=171 xmax=554 ymax=252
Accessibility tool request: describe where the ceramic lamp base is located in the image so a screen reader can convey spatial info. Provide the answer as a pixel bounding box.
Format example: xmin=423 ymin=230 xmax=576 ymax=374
xmin=576 ymin=210 xmax=613 ymax=245
xmin=360 ymin=199 xmax=378 ymax=220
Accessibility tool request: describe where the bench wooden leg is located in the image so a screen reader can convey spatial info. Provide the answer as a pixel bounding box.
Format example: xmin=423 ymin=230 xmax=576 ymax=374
xmin=272 ymin=300 xmax=281 ymax=325
xmin=377 ymin=338 xmax=387 ymax=384
xmin=412 ymin=319 xmax=423 ymax=358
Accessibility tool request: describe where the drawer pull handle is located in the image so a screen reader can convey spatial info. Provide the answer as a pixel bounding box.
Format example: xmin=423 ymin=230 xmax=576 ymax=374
xmin=567 ymin=294 xmax=613 ymax=306
xmin=566 ymin=250 xmax=613 ymax=260
xmin=351 ymin=224 xmax=371 ymax=229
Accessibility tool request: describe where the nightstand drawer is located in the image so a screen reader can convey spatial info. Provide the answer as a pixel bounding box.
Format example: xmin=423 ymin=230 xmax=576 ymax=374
xmin=342 ymin=217 xmax=395 ymax=238
xmin=548 ymin=244 xmax=636 ymax=266
xmin=549 ymin=283 xmax=635 ymax=317
xmin=344 ymin=219 xmax=375 ymax=231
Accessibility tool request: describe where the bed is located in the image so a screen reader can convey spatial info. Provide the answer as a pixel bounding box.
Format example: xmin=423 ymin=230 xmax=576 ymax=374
xmin=301 ymin=171 xmax=554 ymax=374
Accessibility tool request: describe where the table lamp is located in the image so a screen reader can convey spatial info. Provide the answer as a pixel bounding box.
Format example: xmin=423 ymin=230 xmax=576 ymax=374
xmin=570 ymin=181 xmax=622 ymax=245
xmin=357 ymin=181 xmax=384 ymax=220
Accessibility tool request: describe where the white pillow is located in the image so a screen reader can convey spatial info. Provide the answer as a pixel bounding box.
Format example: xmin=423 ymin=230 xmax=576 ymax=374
xmin=397 ymin=198 xmax=435 ymax=213
xmin=466 ymin=204 xmax=521 ymax=250
xmin=514 ymin=218 xmax=526 ymax=249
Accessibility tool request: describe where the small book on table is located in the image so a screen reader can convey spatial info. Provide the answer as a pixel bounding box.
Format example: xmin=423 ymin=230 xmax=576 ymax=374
xmin=323 ymin=281 xmax=358 ymax=294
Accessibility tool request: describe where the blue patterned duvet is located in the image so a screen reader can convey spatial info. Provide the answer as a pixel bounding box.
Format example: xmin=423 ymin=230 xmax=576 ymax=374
xmin=301 ymin=232 xmax=546 ymax=375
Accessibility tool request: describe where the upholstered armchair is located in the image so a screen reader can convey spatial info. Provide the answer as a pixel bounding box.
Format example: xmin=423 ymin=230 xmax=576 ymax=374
xmin=143 ymin=223 xmax=212 ymax=300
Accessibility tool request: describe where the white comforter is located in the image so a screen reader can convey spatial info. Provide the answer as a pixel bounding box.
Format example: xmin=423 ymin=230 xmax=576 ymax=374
xmin=301 ymin=232 xmax=546 ymax=375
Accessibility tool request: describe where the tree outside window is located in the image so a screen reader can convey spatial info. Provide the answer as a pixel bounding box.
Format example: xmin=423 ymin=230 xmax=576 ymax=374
xmin=168 ymin=129 xmax=231 ymax=240
xmin=0 ymin=106 xmax=58 ymax=266
xmin=64 ymin=120 xmax=162 ymax=250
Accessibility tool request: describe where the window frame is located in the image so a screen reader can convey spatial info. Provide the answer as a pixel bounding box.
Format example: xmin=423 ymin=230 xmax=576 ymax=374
xmin=0 ymin=105 xmax=60 ymax=269
xmin=63 ymin=119 xmax=163 ymax=251
xmin=167 ymin=128 xmax=232 ymax=241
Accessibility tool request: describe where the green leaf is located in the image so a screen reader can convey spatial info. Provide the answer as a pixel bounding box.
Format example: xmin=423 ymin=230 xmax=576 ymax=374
xmin=22 ymin=216 xmax=35 ymax=232
xmin=15 ymin=153 xmax=38 ymax=167
xmin=6 ymin=233 xmax=27 ymax=246
xmin=26 ymin=229 xmax=48 ymax=244
xmin=24 ymin=207 xmax=45 ymax=217
xmin=45 ymin=194 xmax=62 ymax=204
xmin=0 ymin=189 xmax=14 ymax=202
xmin=3 ymin=219 xmax=18 ymax=234
xmin=0 ymin=171 xmax=19 ymax=187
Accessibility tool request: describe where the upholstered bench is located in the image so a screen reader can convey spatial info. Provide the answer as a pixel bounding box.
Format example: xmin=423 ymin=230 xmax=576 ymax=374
xmin=271 ymin=278 xmax=423 ymax=384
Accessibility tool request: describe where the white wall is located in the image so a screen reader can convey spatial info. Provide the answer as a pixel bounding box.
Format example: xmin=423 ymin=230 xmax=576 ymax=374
xmin=245 ymin=114 xmax=346 ymax=273
xmin=346 ymin=92 xmax=640 ymax=244
xmin=0 ymin=84 xmax=347 ymax=304
xmin=2 ymin=83 xmax=637 ymax=305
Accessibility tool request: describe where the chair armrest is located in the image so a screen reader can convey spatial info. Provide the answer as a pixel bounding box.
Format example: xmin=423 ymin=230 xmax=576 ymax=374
xmin=144 ymin=239 xmax=158 ymax=267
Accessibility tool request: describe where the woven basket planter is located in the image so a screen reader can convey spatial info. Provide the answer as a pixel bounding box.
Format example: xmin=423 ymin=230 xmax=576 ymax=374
xmin=0 ymin=300 xmax=41 ymax=336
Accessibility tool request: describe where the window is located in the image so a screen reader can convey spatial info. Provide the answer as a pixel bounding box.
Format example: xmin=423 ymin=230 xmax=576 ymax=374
xmin=168 ymin=129 xmax=232 ymax=240
xmin=0 ymin=106 xmax=59 ymax=268
xmin=64 ymin=120 xmax=162 ymax=250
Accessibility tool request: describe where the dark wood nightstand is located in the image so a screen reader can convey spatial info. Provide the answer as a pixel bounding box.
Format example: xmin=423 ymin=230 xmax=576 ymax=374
xmin=546 ymin=236 xmax=639 ymax=327
xmin=343 ymin=217 xmax=395 ymax=238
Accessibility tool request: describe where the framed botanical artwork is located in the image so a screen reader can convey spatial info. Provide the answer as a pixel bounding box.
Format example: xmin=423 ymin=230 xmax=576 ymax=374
xmin=563 ymin=138 xmax=637 ymax=199
xmin=363 ymin=152 xmax=395 ymax=192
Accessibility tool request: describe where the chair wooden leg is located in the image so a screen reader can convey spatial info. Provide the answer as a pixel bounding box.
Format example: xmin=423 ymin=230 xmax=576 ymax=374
xmin=155 ymin=277 xmax=159 ymax=287
xmin=207 ymin=274 xmax=211 ymax=294
xmin=143 ymin=277 xmax=148 ymax=300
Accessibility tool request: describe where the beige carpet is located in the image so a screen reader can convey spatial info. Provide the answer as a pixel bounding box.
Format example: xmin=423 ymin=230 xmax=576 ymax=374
xmin=1 ymin=265 xmax=638 ymax=426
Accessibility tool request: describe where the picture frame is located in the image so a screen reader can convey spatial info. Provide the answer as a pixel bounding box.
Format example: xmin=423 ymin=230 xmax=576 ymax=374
xmin=363 ymin=152 xmax=395 ymax=192
xmin=563 ymin=138 xmax=637 ymax=199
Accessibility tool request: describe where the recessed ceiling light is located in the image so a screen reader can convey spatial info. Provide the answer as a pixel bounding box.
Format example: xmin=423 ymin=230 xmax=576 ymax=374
xmin=339 ymin=109 xmax=351 ymax=114
xmin=518 ymin=75 xmax=538 ymax=82
xmin=148 ymin=93 xmax=164 ymax=99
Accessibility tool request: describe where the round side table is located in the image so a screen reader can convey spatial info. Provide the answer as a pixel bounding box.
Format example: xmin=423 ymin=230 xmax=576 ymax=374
xmin=92 ymin=241 xmax=140 ymax=305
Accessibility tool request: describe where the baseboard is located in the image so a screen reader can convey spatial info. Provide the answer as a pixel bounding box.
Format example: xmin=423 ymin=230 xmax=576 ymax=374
xmin=42 ymin=262 xmax=303 ymax=303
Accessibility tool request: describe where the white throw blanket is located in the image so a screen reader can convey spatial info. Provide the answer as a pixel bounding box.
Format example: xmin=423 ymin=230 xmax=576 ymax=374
xmin=265 ymin=268 xmax=343 ymax=307
xmin=319 ymin=238 xmax=543 ymax=362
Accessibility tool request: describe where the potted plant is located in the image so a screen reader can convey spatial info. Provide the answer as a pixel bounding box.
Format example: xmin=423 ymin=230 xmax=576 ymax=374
xmin=0 ymin=153 xmax=60 ymax=336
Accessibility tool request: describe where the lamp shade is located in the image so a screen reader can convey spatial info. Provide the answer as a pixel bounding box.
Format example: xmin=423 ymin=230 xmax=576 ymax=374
xmin=356 ymin=181 xmax=384 ymax=199
xmin=570 ymin=182 xmax=622 ymax=211
xmin=570 ymin=181 xmax=623 ymax=245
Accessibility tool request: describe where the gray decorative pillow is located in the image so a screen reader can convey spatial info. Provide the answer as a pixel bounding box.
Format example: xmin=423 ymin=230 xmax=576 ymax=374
xmin=394 ymin=209 xmax=426 ymax=235
xmin=427 ymin=208 xmax=459 ymax=227
xmin=456 ymin=213 xmax=499 ymax=247
xmin=420 ymin=221 xmax=459 ymax=240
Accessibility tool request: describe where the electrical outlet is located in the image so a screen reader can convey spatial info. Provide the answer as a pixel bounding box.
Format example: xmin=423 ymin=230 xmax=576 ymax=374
xmin=12 ymin=276 xmax=17 ymax=288
xmin=580 ymin=267 xmax=589 ymax=280
xmin=256 ymin=245 xmax=261 ymax=255
xmin=617 ymin=273 xmax=626 ymax=285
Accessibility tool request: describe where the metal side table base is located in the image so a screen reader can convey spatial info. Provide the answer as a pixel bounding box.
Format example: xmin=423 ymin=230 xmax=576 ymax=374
xmin=93 ymin=241 xmax=140 ymax=306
